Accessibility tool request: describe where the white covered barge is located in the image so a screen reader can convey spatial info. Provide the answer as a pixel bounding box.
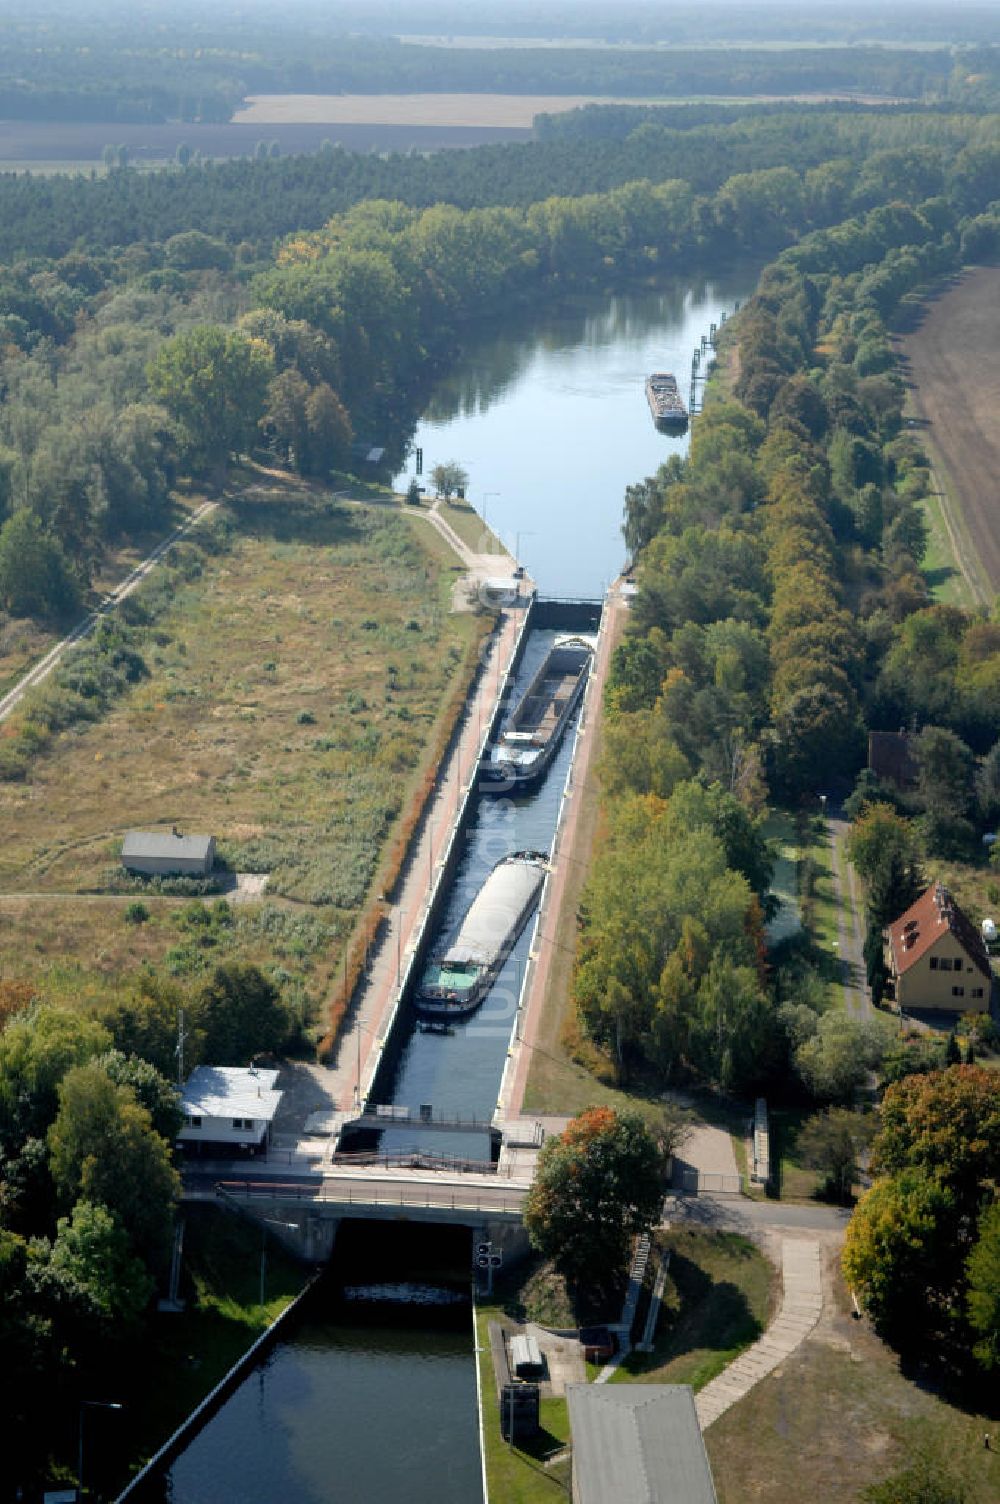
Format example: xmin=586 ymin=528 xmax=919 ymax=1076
xmin=414 ymin=851 xmax=548 ymax=1019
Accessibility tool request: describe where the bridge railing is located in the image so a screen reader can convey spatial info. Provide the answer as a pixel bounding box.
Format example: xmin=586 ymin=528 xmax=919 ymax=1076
xmin=215 ymin=1179 xmax=527 ymax=1215
xmin=334 ymin=1149 xmax=498 ymax=1176
xmin=357 ymin=1104 xmax=500 ymax=1132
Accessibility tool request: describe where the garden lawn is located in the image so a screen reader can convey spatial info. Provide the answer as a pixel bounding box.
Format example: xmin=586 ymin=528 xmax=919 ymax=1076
xmin=614 ymin=1226 xmax=776 ymax=1390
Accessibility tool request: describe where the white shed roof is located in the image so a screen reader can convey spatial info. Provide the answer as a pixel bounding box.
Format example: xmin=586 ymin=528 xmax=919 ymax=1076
xmin=181 ymin=1066 xmax=282 ymax=1122
xmin=122 ymin=830 xmax=214 ymax=860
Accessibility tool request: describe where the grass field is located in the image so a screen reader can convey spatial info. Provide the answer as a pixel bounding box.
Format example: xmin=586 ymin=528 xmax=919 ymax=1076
xmin=0 ymin=475 xmax=483 ymax=1023
xmin=706 ymin=1256 xmax=1000 ymax=1504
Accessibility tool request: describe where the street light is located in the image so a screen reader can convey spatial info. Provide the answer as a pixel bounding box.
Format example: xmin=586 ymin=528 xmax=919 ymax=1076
xmin=483 ymin=491 xmax=500 ymax=537
xmin=78 ymin=1400 xmax=123 ymax=1502
xmin=514 ymin=529 xmax=534 ymax=570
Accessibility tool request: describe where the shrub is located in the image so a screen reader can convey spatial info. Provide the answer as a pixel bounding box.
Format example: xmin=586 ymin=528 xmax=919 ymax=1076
xmin=123 ymin=901 xmax=150 ymax=925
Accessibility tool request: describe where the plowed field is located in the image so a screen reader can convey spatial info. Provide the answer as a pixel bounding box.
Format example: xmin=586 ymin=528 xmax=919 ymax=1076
xmin=902 ymin=267 xmax=1000 ymax=594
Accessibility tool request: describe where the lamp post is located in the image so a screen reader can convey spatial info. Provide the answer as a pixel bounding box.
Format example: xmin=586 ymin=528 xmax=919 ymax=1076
xmin=514 ymin=529 xmax=534 ymax=571
xmin=483 ymin=490 xmax=500 ymax=538
xmin=78 ymin=1400 xmax=123 ymax=1502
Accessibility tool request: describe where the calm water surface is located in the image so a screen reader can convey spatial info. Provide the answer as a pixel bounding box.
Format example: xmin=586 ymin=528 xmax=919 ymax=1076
xmin=166 ymin=1308 xmax=480 ymax=1504
xmin=395 ymin=272 xmax=752 ymax=598
xmin=161 ymin=269 xmax=756 ymax=1504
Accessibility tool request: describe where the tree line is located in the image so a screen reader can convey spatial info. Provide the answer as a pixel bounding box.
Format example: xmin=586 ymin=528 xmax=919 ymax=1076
xmin=579 ymin=176 xmax=1000 ymax=1105
xmin=2 ymin=107 xmax=1000 ymax=261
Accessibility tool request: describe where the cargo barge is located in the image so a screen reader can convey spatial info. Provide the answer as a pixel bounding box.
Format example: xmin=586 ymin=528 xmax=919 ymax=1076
xmin=480 ymin=635 xmax=593 ymax=793
xmin=645 ymin=371 xmax=688 ymax=431
xmin=414 ymin=851 xmax=548 ymax=1019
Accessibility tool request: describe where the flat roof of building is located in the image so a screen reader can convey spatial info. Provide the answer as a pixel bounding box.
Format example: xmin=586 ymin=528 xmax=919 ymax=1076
xmin=180 ymin=1065 xmax=282 ymax=1122
xmin=566 ymin=1384 xmax=718 ymax=1504
xmin=122 ymin=830 xmax=215 ymax=861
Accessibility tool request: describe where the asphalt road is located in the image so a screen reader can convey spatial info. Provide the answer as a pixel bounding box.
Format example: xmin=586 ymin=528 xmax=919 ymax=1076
xmin=666 ymin=1192 xmax=851 ymax=1235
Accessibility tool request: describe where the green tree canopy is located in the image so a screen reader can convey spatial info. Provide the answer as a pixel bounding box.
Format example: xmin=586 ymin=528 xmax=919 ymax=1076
xmin=147 ymin=325 xmax=273 ymax=480
xmin=47 ymin=1062 xmax=179 ymax=1269
xmin=197 ymin=961 xmax=293 ymax=1066
xmin=0 ymin=509 xmax=80 ymax=620
xmin=966 ymin=1196 xmax=1000 ymax=1371
xmin=524 ymin=1107 xmax=664 ymax=1290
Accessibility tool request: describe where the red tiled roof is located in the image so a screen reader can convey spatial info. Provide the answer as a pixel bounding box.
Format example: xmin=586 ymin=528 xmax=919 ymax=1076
xmin=887 ymin=883 xmax=991 ymax=979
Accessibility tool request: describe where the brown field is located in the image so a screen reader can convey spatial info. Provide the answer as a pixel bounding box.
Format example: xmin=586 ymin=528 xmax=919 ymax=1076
xmin=901 ymin=267 xmax=1000 ymax=594
xmin=232 ymin=93 xmax=667 ymax=127
xmin=234 ymin=90 xmax=902 ymax=128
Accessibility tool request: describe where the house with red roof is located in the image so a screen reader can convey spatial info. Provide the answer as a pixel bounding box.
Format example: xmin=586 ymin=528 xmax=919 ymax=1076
xmin=885 ymin=883 xmax=992 ymax=1014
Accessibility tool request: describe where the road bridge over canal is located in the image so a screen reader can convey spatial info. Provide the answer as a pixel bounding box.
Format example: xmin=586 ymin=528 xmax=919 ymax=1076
xmin=182 ymin=1160 xmax=531 ymax=1261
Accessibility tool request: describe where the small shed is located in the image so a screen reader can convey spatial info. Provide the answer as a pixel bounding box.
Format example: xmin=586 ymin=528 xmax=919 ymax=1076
xmin=510 ymin=1332 xmax=545 ymax=1378
xmin=177 ymin=1065 xmax=282 ymax=1154
xmin=566 ymin=1384 xmax=718 ymax=1504
xmin=122 ymin=829 xmax=216 ymax=877
xmin=482 ymin=576 xmax=521 ymax=606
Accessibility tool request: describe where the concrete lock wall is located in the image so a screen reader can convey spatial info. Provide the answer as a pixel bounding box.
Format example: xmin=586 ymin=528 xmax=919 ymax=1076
xmin=366 ymin=595 xmax=539 ymax=1103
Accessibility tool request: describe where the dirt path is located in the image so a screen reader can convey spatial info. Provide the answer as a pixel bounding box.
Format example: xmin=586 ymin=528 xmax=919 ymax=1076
xmin=901 ymin=268 xmax=1000 ymax=596
xmin=0 ymin=499 xmax=218 ymax=725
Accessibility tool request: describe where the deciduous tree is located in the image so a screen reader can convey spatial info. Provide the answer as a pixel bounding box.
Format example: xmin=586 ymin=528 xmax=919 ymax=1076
xmin=524 ymin=1108 xmax=663 ymax=1290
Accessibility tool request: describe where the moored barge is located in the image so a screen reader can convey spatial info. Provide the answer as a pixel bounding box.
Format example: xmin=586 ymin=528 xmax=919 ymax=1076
xmin=645 ymin=371 xmax=688 ymax=431
xmin=481 ymin=635 xmax=593 ymax=793
xmin=414 ymin=851 xmax=548 ymax=1019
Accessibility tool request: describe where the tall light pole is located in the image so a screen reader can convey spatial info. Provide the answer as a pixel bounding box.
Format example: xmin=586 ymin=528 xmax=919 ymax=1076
xmin=78 ymin=1400 xmax=123 ymax=1501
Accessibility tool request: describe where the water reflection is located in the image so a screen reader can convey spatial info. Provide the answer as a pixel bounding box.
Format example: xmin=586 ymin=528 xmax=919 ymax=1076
xmin=395 ymin=270 xmax=755 ymax=597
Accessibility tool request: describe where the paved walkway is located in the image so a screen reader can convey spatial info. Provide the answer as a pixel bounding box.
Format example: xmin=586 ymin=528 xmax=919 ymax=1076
xmin=670 ymin=1117 xmax=741 ymax=1193
xmin=694 ymin=1238 xmax=824 ymax=1429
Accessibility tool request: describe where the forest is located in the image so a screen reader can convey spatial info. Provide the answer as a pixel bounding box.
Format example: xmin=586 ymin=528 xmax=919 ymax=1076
xmin=0 ymin=0 xmax=976 ymax=124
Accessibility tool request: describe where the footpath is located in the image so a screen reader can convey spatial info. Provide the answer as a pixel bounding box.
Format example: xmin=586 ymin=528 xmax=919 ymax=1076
xmin=694 ymin=1237 xmax=824 ymax=1429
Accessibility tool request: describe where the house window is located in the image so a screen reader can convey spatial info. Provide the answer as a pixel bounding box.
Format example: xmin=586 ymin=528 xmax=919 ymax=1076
xmin=972 ymin=988 xmax=985 ymax=999
xmin=952 ymin=986 xmax=965 ymax=998
xmin=188 ymin=1115 xmax=202 ymax=1129
xmin=929 ymin=957 xmax=939 ymax=970
xmin=232 ymin=1117 xmax=254 ymax=1131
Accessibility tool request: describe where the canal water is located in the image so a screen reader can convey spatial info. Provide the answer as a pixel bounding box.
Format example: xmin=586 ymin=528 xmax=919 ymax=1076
xmin=397 ymin=270 xmax=751 ymax=598
xmin=157 ymin=269 xmax=755 ymax=1504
